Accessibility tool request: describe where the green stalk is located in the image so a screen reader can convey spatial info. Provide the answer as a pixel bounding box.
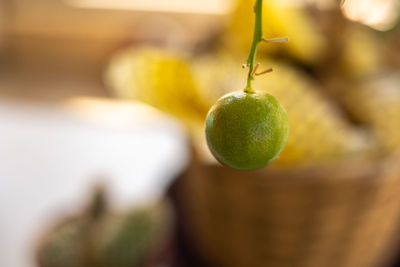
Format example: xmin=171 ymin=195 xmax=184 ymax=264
xmin=244 ymin=0 xmax=263 ymax=93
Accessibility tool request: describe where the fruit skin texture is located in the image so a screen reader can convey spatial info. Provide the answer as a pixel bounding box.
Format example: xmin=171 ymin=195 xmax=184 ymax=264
xmin=205 ymin=90 xmax=289 ymax=170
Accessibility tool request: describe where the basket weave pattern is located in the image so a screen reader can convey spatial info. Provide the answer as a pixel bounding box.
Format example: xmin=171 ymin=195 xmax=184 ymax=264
xmin=180 ymin=158 xmax=400 ymax=267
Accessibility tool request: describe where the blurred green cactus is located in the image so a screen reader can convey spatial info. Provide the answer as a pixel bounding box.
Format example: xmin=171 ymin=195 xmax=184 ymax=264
xmin=37 ymin=187 xmax=172 ymax=267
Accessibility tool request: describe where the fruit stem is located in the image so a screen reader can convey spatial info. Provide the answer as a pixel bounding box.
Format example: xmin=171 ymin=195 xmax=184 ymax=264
xmin=244 ymin=0 xmax=288 ymax=93
xmin=244 ymin=0 xmax=263 ymax=93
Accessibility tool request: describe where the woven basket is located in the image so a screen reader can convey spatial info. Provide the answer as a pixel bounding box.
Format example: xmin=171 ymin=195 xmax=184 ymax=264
xmin=178 ymin=156 xmax=400 ymax=267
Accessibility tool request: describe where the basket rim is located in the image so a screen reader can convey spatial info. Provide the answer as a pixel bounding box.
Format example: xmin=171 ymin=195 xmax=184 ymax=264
xmin=191 ymin=153 xmax=400 ymax=182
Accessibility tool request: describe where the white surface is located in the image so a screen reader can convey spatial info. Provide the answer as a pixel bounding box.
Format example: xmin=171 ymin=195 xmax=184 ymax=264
xmin=0 ymin=98 xmax=189 ymax=267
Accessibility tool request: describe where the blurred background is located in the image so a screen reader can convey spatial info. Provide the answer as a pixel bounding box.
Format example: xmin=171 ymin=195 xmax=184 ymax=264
xmin=1 ymin=0 xmax=400 ymax=267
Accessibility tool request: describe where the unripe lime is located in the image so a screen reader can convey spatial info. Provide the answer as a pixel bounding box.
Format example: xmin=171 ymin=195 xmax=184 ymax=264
xmin=205 ymin=90 xmax=289 ymax=170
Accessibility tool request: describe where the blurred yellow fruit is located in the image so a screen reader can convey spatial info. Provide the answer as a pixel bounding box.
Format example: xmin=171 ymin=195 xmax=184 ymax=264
xmin=341 ymin=27 xmax=383 ymax=78
xmin=105 ymin=47 xmax=209 ymax=130
xmin=227 ymin=0 xmax=327 ymax=65
xmin=342 ymin=73 xmax=400 ymax=152
xmin=105 ymin=47 xmax=377 ymax=166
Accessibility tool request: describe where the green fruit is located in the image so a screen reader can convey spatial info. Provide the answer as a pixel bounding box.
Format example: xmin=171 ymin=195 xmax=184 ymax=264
xmin=205 ymin=90 xmax=289 ymax=170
